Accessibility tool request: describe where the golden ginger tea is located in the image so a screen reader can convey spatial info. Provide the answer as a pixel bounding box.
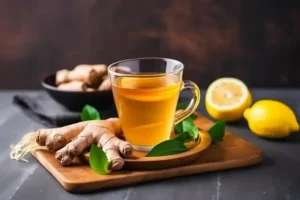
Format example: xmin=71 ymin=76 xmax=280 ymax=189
xmin=112 ymin=75 xmax=181 ymax=149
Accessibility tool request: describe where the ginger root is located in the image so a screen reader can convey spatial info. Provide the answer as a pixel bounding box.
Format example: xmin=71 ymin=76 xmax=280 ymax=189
xmin=56 ymin=67 xmax=97 ymax=87
xmin=56 ymin=64 xmax=107 ymax=89
xmin=98 ymin=75 xmax=112 ymax=91
xmin=55 ymin=64 xmax=133 ymax=92
xmin=83 ymin=64 xmax=107 ymax=76
xmin=10 ymin=118 xmax=133 ymax=171
xmin=57 ymin=81 xmax=88 ymax=91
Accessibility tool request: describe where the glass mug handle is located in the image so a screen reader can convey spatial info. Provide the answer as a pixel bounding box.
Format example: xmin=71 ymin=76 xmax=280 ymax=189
xmin=174 ymin=80 xmax=201 ymax=125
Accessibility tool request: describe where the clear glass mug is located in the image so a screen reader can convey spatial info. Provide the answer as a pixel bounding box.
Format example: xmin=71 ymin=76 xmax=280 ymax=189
xmin=108 ymin=57 xmax=200 ymax=151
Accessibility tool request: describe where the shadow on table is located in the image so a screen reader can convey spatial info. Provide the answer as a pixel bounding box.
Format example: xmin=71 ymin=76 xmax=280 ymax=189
xmin=226 ymin=118 xmax=300 ymax=144
xmin=255 ymin=132 xmax=300 ymax=144
xmin=279 ymin=131 xmax=300 ymax=143
xmin=225 ymin=118 xmax=249 ymax=128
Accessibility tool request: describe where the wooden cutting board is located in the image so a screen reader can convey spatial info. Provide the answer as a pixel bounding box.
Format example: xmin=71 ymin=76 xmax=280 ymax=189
xmin=32 ymin=113 xmax=262 ymax=193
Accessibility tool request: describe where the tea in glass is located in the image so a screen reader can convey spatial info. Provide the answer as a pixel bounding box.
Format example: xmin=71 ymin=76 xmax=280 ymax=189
xmin=108 ymin=58 xmax=200 ymax=151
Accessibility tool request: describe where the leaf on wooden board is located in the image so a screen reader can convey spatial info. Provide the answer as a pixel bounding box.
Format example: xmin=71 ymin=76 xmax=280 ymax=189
xmin=146 ymin=140 xmax=188 ymax=157
xmin=175 ymin=122 xmax=183 ymax=134
xmin=174 ymin=114 xmax=196 ymax=134
xmin=208 ymin=120 xmax=226 ymax=143
xmin=172 ymin=131 xmax=191 ymax=143
xmin=182 ymin=120 xmax=199 ymax=141
xmin=175 ymin=102 xmax=197 ymax=135
xmin=89 ymin=144 xmax=108 ymax=175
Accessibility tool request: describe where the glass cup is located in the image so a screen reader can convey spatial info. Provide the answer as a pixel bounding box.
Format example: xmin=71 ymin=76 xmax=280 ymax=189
xmin=108 ymin=57 xmax=200 ymax=151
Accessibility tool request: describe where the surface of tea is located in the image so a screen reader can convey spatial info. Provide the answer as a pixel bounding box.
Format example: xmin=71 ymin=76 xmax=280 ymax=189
xmin=112 ymin=76 xmax=181 ymax=148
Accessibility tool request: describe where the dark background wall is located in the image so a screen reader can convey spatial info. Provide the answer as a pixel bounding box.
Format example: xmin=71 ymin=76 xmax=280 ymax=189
xmin=0 ymin=0 xmax=299 ymax=89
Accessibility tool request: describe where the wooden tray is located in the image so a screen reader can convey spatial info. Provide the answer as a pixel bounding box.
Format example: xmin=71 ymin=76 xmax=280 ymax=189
xmin=82 ymin=129 xmax=212 ymax=170
xmin=32 ymin=113 xmax=263 ymax=193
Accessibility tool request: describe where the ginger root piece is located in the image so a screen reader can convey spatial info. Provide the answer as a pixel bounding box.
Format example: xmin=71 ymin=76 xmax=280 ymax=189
xmin=56 ymin=69 xmax=69 ymax=85
xmin=98 ymin=76 xmax=112 ymax=91
xmin=88 ymin=64 xmax=107 ymax=77
xmin=68 ymin=67 xmax=100 ymax=88
xmin=56 ymin=66 xmax=101 ymax=88
xmin=10 ymin=118 xmax=133 ymax=171
xmin=86 ymin=88 xmax=96 ymax=92
xmin=73 ymin=64 xmax=107 ymax=77
xmin=55 ymin=64 xmax=108 ymax=89
xmin=57 ymin=81 xmax=88 ymax=91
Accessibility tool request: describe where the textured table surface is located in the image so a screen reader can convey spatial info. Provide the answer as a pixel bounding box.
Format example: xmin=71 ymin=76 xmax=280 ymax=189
xmin=1 ymin=89 xmax=300 ymax=200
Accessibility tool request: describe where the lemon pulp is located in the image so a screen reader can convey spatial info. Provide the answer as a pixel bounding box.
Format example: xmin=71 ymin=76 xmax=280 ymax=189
xmin=205 ymin=77 xmax=252 ymax=122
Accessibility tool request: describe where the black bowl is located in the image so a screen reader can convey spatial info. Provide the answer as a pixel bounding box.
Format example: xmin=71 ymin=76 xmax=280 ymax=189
xmin=42 ymin=74 xmax=115 ymax=111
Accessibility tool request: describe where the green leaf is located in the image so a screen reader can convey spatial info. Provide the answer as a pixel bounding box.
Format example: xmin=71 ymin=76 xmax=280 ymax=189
xmin=174 ymin=113 xmax=196 ymax=135
xmin=89 ymin=144 xmax=108 ymax=175
xmin=192 ymin=126 xmax=199 ymax=140
xmin=174 ymin=122 xmax=183 ymax=134
xmin=81 ymin=104 xmax=101 ymax=121
xmin=176 ymin=102 xmax=189 ymax=110
xmin=189 ymin=114 xmax=196 ymax=120
xmin=146 ymin=140 xmax=188 ymax=157
xmin=208 ymin=120 xmax=226 ymax=143
xmin=175 ymin=102 xmax=196 ymax=135
xmin=182 ymin=120 xmax=199 ymax=141
xmin=182 ymin=120 xmax=194 ymax=133
xmin=172 ymin=131 xmax=192 ymax=143
xmin=185 ymin=115 xmax=196 ymax=122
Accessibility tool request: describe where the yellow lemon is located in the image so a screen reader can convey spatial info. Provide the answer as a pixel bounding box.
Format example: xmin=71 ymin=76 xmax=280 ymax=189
xmin=205 ymin=77 xmax=252 ymax=122
xmin=244 ymin=100 xmax=299 ymax=139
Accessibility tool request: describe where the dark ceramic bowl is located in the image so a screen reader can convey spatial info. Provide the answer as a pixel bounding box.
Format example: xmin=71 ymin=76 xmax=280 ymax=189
xmin=41 ymin=74 xmax=115 ymax=111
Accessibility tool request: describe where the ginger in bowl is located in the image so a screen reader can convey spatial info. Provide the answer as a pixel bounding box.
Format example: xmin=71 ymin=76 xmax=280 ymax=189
xmin=56 ymin=64 xmax=111 ymax=92
xmin=42 ymin=64 xmax=130 ymax=111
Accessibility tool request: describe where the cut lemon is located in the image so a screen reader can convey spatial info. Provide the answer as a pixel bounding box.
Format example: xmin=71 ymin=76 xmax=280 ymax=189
xmin=205 ymin=77 xmax=252 ymax=122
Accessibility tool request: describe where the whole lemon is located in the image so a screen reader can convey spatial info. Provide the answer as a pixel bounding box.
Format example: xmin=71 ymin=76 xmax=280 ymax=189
xmin=244 ymin=100 xmax=299 ymax=139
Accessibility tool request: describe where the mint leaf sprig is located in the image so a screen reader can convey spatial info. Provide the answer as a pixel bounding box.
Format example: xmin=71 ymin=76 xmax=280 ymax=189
xmin=146 ymin=102 xmax=226 ymax=157
xmin=174 ymin=102 xmax=197 ymax=141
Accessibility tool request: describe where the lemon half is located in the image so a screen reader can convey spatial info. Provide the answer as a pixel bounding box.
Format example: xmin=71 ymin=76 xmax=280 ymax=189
xmin=205 ymin=77 xmax=252 ymax=122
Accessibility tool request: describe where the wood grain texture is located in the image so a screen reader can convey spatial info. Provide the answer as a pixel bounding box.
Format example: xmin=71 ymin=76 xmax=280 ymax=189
xmin=32 ymin=113 xmax=262 ymax=193
xmin=0 ymin=0 xmax=300 ymax=89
